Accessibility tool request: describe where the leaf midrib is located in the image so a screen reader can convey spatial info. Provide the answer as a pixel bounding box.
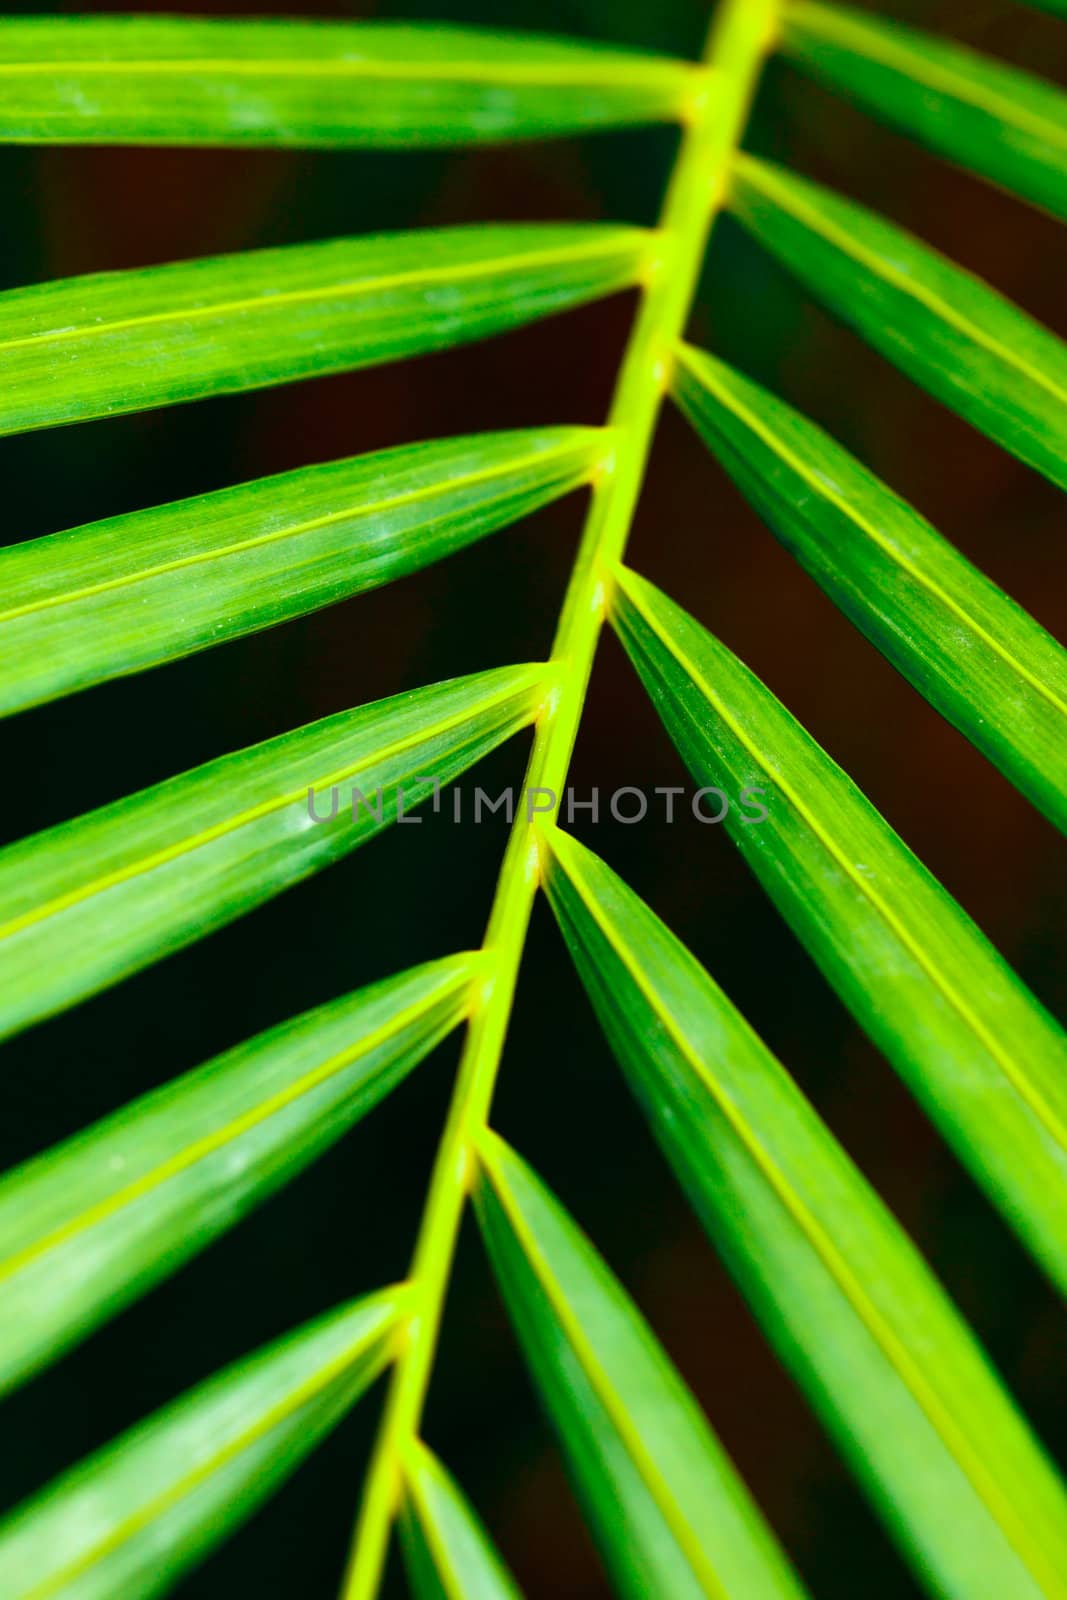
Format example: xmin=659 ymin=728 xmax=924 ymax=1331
xmin=550 ymin=831 xmax=1067 ymax=1593
xmin=0 ymin=54 xmax=697 ymax=94
xmin=0 ymin=234 xmax=647 ymax=361
xmin=675 ymin=349 xmax=1067 ymax=718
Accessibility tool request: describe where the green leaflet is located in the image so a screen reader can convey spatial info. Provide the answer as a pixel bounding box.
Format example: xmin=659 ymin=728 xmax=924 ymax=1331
xmin=0 ymin=664 xmax=547 ymax=1043
xmin=473 ymin=1130 xmax=808 ymax=1600
xmin=610 ymin=566 xmax=1067 ymax=1293
xmin=0 ymin=955 xmax=475 ymax=1396
xmin=0 ymin=17 xmax=701 ymax=147
xmin=671 ymin=344 xmax=1067 ymax=831
xmin=780 ymin=2 xmax=1067 ymax=220
xmin=400 ymin=1441 xmax=523 ymax=1600
xmin=541 ymin=825 xmax=1067 ymax=1600
xmin=0 ymin=1288 xmax=406 ymax=1600
xmin=0 ymin=224 xmax=650 ymax=438
xmin=0 ymin=427 xmax=605 ymax=717
xmin=728 ymin=155 xmax=1067 ymax=490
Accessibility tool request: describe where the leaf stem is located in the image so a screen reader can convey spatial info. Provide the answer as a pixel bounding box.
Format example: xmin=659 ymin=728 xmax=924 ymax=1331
xmin=338 ymin=5 xmax=778 ymax=1593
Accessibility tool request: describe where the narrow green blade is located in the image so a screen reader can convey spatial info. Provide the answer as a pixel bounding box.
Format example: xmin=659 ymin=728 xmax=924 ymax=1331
xmin=0 ymin=663 xmax=547 ymax=1042
xmin=728 ymin=155 xmax=1067 ymax=490
xmin=473 ymin=1130 xmax=808 ymax=1600
xmin=672 ymin=344 xmax=1067 ymax=830
xmin=0 ymin=1288 xmax=406 ymax=1600
xmin=0 ymin=426 xmax=605 ymax=717
xmin=541 ymin=825 xmax=1067 ymax=1600
xmin=400 ymin=1440 xmax=523 ymax=1600
xmin=781 ymin=3 xmax=1067 ymax=219
xmin=0 ymin=955 xmax=475 ymax=1396
xmin=0 ymin=17 xmax=701 ymax=147
xmin=611 ymin=566 xmax=1067 ymax=1293
xmin=0 ymin=224 xmax=650 ymax=438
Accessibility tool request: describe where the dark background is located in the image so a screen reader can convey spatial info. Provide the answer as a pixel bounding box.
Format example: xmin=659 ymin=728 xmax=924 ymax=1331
xmin=1 ymin=0 xmax=1065 ymax=1594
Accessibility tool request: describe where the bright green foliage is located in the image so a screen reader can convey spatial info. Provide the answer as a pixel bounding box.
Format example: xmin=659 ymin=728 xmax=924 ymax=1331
xmin=0 ymin=1289 xmax=406 ymax=1600
xmin=0 ymin=666 xmax=546 ymax=1042
xmin=541 ymin=825 xmax=1067 ymax=1600
xmin=0 ymin=956 xmax=475 ymax=1395
xmin=3 ymin=3 xmax=1067 ymax=1597
xmin=782 ymin=2 xmax=1067 ymax=220
xmin=611 ymin=565 xmax=1067 ymax=1294
xmin=728 ymin=155 xmax=1067 ymax=490
xmin=0 ymin=427 xmax=606 ymax=717
xmin=0 ymin=17 xmax=700 ymax=147
xmin=473 ymin=1130 xmax=808 ymax=1600
xmin=400 ymin=1442 xmax=523 ymax=1600
xmin=0 ymin=225 xmax=650 ymax=437
xmin=672 ymin=343 xmax=1067 ymax=830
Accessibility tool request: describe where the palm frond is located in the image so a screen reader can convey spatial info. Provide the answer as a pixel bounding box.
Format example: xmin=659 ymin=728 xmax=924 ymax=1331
xmin=672 ymin=342 xmax=1067 ymax=828
xmin=541 ymin=824 xmax=1067 ymax=1598
xmin=473 ymin=1130 xmax=807 ymax=1600
xmin=0 ymin=17 xmax=701 ymax=147
xmin=0 ymin=955 xmax=475 ymax=1394
xmin=0 ymin=226 xmax=649 ymax=436
xmin=611 ymin=562 xmax=1067 ymax=1292
xmin=0 ymin=1289 xmax=407 ymax=1600
xmin=0 ymin=666 xmax=546 ymax=1040
xmin=780 ymin=2 xmax=1067 ymax=219
xmin=728 ymin=155 xmax=1067 ymax=488
xmin=2 ymin=0 xmax=1066 ymax=1595
xmin=0 ymin=427 xmax=605 ymax=716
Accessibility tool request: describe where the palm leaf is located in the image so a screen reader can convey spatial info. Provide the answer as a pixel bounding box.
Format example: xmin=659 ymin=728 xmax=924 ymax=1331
xmin=0 ymin=17 xmax=700 ymax=147
xmin=0 ymin=1288 xmax=407 ymax=1600
xmin=611 ymin=564 xmax=1067 ymax=1293
xmin=0 ymin=427 xmax=605 ymax=717
xmin=473 ymin=1128 xmax=808 ymax=1600
xmin=727 ymin=155 xmax=1067 ymax=490
xmin=540 ymin=824 xmax=1067 ymax=1599
xmin=0 ymin=665 xmax=547 ymax=1041
xmin=0 ymin=224 xmax=650 ymax=437
xmin=5 ymin=0 xmax=1067 ymax=1592
xmin=671 ymin=342 xmax=1067 ymax=830
xmin=0 ymin=955 xmax=475 ymax=1395
xmin=400 ymin=1441 xmax=523 ymax=1600
xmin=780 ymin=2 xmax=1067 ymax=219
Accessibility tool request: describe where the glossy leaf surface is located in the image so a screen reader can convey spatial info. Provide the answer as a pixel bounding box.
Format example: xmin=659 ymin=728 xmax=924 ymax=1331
xmin=0 ymin=224 xmax=650 ymax=437
xmin=0 ymin=427 xmax=604 ymax=716
xmin=612 ymin=565 xmax=1067 ymax=1293
xmin=0 ymin=955 xmax=475 ymax=1395
xmin=0 ymin=1289 xmax=406 ymax=1600
xmin=728 ymin=156 xmax=1067 ymax=490
xmin=542 ymin=825 xmax=1067 ymax=1600
xmin=0 ymin=664 xmax=546 ymax=1041
xmin=474 ymin=1130 xmax=808 ymax=1600
xmin=0 ymin=17 xmax=700 ymax=147
xmin=782 ymin=2 xmax=1067 ymax=219
xmin=672 ymin=343 xmax=1067 ymax=830
xmin=400 ymin=1441 xmax=523 ymax=1600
